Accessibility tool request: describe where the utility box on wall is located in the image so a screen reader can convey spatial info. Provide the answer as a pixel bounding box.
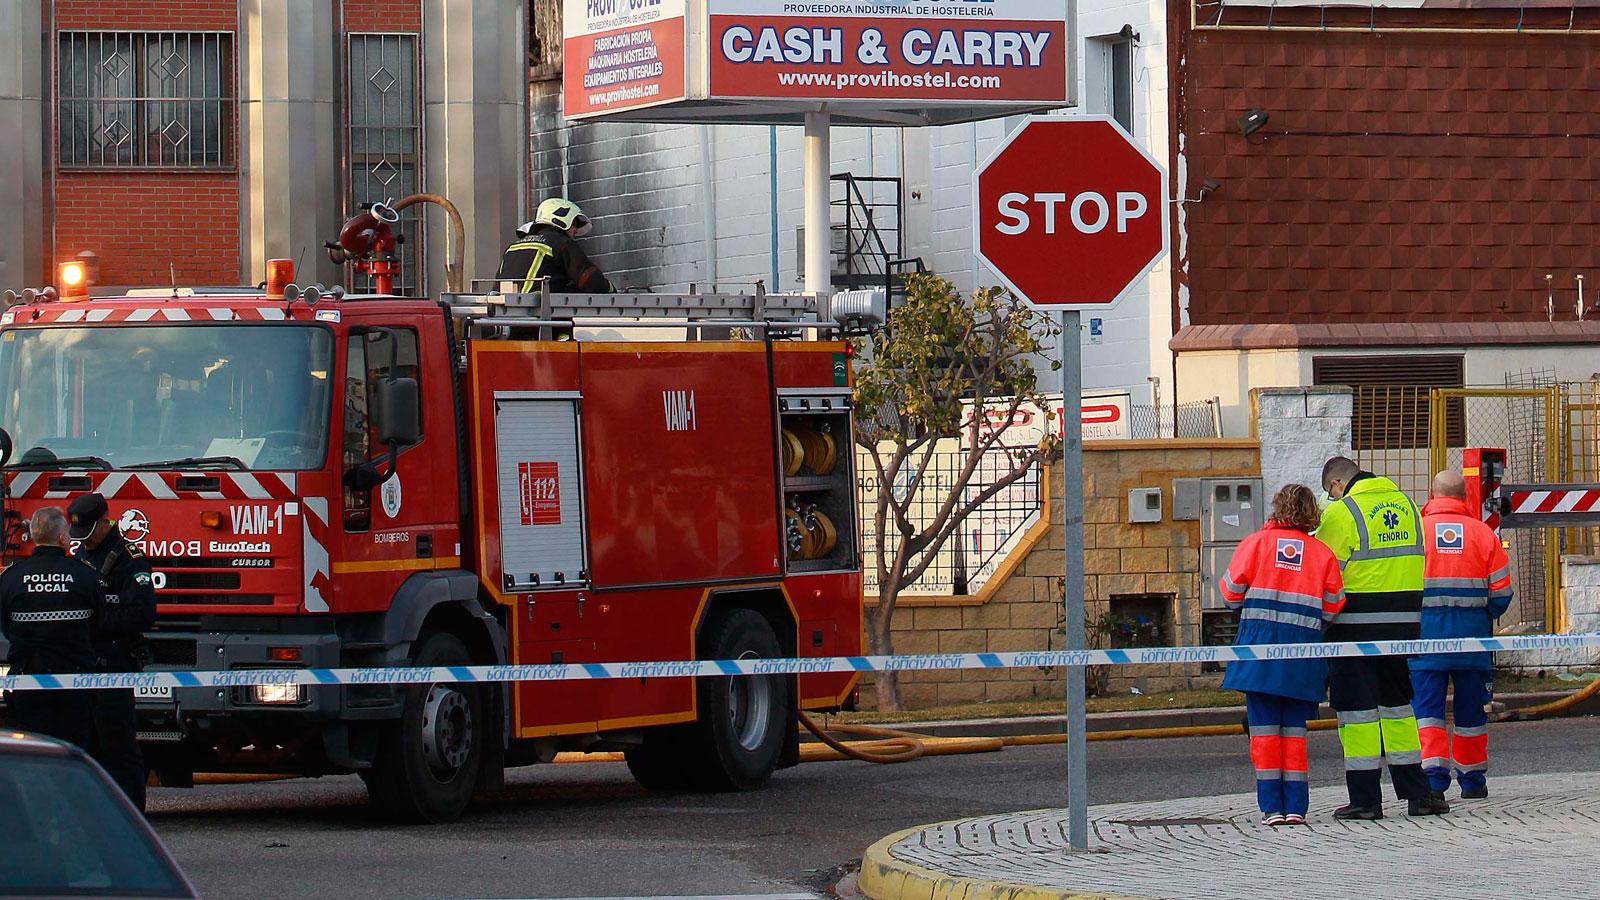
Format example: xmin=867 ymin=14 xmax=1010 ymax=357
xmin=1199 ymin=543 xmax=1241 ymax=611
xmin=1172 ymin=478 xmax=1202 ymax=521
xmin=1199 ymin=477 xmax=1262 ymax=615
xmin=1128 ymin=487 xmax=1163 ymax=523
xmin=1201 ymin=478 xmax=1263 ymax=543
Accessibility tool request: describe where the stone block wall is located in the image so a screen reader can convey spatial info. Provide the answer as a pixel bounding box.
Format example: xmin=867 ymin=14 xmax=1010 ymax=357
xmin=1253 ymin=386 xmax=1354 ymax=500
xmin=1499 ymin=555 xmax=1600 ymax=672
xmin=866 ymin=439 xmax=1262 ymax=709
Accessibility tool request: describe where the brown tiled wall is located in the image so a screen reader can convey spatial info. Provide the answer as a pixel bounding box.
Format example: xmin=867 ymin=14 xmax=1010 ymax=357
xmin=1173 ymin=23 xmax=1600 ymax=325
xmin=866 ymin=441 xmax=1260 ymax=709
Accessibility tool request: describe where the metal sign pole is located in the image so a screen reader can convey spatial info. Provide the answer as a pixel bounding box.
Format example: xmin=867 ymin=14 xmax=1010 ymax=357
xmin=1060 ymin=309 xmax=1087 ymax=850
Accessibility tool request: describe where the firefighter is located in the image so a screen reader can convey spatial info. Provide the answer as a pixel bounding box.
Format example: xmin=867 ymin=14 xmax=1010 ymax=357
xmin=0 ymin=507 xmax=103 ymax=748
xmin=69 ymin=492 xmax=156 ymax=811
xmin=1219 ymin=484 xmax=1345 ymax=826
xmin=496 ymin=198 xmax=613 ymax=294
xmin=1317 ymin=456 xmax=1449 ymax=819
xmin=1412 ymin=469 xmax=1511 ymax=799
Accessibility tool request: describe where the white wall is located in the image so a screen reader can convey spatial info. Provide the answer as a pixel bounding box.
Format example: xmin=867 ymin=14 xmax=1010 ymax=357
xmin=1077 ymin=0 xmax=1173 ymax=399
xmin=1175 ymin=348 xmax=1303 ymax=436
xmin=1177 ymin=343 xmax=1600 ymax=438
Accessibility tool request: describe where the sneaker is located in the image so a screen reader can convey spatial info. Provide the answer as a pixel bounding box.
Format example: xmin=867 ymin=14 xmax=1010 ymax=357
xmin=1460 ymin=785 xmax=1488 ymax=800
xmin=1408 ymin=793 xmax=1451 ymax=816
xmin=1333 ymin=804 xmax=1383 ymax=821
xmin=1283 ymin=814 xmax=1306 ymax=825
xmin=1262 ymin=814 xmax=1287 ymax=826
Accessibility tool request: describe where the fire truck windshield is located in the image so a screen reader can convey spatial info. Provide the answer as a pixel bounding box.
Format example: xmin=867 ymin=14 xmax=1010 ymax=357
xmin=0 ymin=324 xmax=334 ymax=471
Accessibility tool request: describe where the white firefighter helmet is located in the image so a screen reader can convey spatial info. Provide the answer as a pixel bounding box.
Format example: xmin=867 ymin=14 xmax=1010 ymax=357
xmin=527 ymin=197 xmax=592 ymax=237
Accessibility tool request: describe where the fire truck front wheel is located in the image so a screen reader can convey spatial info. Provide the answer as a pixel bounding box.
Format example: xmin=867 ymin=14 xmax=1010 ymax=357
xmin=686 ymin=608 xmax=790 ymax=791
xmin=362 ymin=631 xmax=485 ymax=824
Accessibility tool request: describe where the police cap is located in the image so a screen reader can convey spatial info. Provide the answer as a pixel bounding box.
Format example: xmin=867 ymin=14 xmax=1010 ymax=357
xmin=67 ymin=492 xmax=108 ymax=540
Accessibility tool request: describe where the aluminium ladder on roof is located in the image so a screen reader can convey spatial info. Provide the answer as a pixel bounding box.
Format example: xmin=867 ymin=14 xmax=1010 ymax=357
xmin=442 ymin=281 xmax=832 ymax=343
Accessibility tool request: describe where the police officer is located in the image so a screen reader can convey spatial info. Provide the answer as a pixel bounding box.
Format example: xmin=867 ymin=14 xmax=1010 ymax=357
xmin=69 ymin=492 xmax=156 ymax=810
xmin=0 ymin=507 xmax=103 ymax=748
xmin=496 ymin=198 xmax=614 ymax=294
xmin=1318 ymin=456 xmax=1449 ymax=819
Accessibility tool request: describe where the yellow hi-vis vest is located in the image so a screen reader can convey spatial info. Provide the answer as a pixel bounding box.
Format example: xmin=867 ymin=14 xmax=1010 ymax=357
xmin=1315 ymin=475 xmax=1425 ymax=594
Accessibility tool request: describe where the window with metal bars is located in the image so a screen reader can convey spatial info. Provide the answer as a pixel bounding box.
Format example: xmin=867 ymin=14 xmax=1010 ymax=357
xmin=57 ymin=31 xmax=234 ymax=168
xmin=1312 ymin=355 xmax=1465 ymax=450
xmin=345 ymin=33 xmax=424 ymax=296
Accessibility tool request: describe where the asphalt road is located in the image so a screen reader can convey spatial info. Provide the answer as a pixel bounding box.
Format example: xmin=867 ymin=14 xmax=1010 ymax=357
xmin=148 ymin=716 xmax=1600 ymax=900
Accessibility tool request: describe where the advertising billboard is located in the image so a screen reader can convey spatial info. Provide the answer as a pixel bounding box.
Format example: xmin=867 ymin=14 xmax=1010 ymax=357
xmin=563 ymin=0 xmax=688 ymax=118
xmin=1210 ymin=0 xmax=1595 ymax=7
xmin=706 ymin=0 xmax=1068 ymax=104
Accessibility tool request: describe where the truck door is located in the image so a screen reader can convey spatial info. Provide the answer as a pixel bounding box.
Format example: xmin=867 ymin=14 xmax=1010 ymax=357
xmin=334 ymin=319 xmax=462 ymax=613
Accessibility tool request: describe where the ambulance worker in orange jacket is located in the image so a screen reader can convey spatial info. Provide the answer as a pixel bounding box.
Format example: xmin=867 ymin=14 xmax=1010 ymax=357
xmin=1411 ymin=470 xmax=1512 ymax=799
xmin=1220 ymin=484 xmax=1347 ymax=826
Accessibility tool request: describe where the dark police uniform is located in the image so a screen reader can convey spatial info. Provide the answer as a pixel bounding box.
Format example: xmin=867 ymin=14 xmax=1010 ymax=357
xmin=71 ymin=493 xmax=156 ymax=810
xmin=0 ymin=544 xmax=103 ymax=748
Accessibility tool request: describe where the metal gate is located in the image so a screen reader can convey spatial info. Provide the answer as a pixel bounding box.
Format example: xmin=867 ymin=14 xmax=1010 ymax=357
xmin=1425 ymin=388 xmax=1561 ymax=632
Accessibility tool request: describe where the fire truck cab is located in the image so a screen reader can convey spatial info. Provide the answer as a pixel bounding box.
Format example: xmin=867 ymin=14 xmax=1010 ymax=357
xmin=0 ymin=280 xmax=863 ymax=822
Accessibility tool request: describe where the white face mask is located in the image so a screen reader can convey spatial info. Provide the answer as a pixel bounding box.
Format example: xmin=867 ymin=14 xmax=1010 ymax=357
xmin=1317 ymin=491 xmax=1333 ymax=513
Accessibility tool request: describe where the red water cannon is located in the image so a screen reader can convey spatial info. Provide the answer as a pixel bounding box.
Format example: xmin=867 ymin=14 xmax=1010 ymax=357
xmin=1463 ymin=447 xmax=1507 ymax=533
xmin=326 ymin=201 xmax=402 ymax=295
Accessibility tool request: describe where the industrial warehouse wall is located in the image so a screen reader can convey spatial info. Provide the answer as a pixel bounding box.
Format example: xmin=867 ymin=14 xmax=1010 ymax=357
xmin=865 ymin=440 xmax=1260 ymax=709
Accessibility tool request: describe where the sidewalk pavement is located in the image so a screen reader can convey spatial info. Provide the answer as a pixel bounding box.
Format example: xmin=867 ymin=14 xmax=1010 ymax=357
xmin=853 ymin=689 xmax=1590 ymax=740
xmin=859 ymin=772 xmax=1598 ymax=900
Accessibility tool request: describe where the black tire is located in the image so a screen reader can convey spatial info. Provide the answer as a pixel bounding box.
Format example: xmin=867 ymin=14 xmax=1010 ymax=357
xmin=363 ymin=632 xmax=486 ymax=824
xmin=624 ymin=729 xmax=692 ymax=792
xmin=682 ymin=608 xmax=790 ymax=791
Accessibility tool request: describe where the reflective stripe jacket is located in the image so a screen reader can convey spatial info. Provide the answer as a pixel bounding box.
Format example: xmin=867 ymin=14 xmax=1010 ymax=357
xmin=1315 ymin=474 xmax=1425 ymax=642
xmin=1413 ymin=496 xmax=1512 ymax=671
xmin=495 ymin=226 xmax=613 ymax=294
xmin=0 ymin=546 xmax=104 ymax=674
xmin=1219 ymin=523 xmax=1346 ymax=702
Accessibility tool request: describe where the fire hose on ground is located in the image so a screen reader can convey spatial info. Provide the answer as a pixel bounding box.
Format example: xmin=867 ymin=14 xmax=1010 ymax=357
xmin=201 ymin=680 xmax=1599 ymax=782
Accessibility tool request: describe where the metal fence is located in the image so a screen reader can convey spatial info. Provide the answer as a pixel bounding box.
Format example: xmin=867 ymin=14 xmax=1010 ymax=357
xmin=1351 ymin=381 xmax=1563 ymax=631
xmin=1128 ymin=398 xmax=1223 ymax=439
xmin=859 ymin=447 xmax=1043 ymax=597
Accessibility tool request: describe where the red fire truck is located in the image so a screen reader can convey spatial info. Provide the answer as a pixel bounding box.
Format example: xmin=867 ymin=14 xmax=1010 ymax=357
xmin=0 ymin=269 xmax=863 ymax=822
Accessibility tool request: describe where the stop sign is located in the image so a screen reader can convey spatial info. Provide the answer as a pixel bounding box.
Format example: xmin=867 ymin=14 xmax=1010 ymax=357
xmin=973 ymin=116 xmax=1169 ymax=309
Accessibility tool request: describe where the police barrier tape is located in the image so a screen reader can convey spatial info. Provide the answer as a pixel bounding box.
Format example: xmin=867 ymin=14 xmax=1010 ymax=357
xmin=2 ymin=633 xmax=1599 ymax=693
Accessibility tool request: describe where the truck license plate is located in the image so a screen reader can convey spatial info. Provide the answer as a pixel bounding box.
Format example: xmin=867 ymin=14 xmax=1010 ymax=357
xmin=136 ymin=685 xmax=174 ymax=701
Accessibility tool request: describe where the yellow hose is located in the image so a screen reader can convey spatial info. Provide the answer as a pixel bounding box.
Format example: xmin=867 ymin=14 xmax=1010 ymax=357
xmin=1493 ymin=676 xmax=1600 ymax=722
xmin=799 ymin=712 xmax=926 ymax=762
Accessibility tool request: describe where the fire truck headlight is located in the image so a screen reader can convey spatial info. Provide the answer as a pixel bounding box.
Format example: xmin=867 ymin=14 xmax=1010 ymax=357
xmin=251 ymin=684 xmax=305 ymax=705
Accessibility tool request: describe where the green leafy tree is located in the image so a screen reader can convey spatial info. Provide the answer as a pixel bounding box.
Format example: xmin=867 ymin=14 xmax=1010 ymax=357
xmin=853 ymin=273 xmax=1059 ymax=711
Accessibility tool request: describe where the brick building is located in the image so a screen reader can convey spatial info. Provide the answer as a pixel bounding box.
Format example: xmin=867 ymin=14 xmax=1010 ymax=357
xmin=0 ymin=0 xmax=525 ymax=295
xmin=1153 ymin=2 xmax=1600 ymax=432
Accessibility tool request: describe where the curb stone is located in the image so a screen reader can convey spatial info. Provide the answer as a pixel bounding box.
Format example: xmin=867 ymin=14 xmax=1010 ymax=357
xmin=858 ymin=822 xmax=1142 ymax=900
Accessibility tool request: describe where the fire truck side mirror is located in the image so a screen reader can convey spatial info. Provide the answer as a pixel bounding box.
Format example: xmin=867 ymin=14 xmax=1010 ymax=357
xmin=0 ymin=428 xmax=11 ymax=467
xmin=375 ymin=377 xmax=421 ymax=447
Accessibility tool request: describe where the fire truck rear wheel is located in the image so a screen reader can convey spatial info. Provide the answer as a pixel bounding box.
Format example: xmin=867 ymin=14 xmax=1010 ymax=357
xmin=687 ymin=608 xmax=790 ymax=791
xmin=363 ymin=631 xmax=485 ymax=824
xmin=624 ymin=731 xmax=692 ymax=792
